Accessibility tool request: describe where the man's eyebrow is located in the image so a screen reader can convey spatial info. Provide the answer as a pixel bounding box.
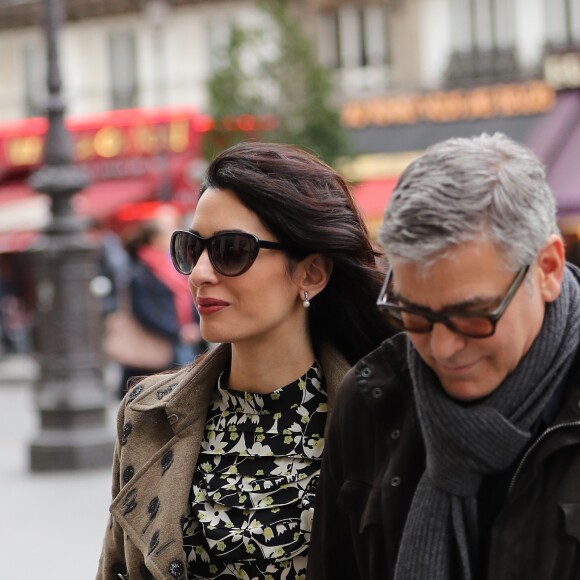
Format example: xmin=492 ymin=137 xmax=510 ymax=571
xmin=392 ymin=290 xmax=500 ymax=313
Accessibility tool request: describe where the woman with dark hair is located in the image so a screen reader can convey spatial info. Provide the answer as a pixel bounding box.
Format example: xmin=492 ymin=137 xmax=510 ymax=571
xmin=97 ymin=142 xmax=393 ymax=580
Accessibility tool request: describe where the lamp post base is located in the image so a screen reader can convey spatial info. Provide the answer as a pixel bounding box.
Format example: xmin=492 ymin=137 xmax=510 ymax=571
xmin=30 ymin=427 xmax=114 ymax=471
xmin=28 ymin=234 xmax=115 ymax=473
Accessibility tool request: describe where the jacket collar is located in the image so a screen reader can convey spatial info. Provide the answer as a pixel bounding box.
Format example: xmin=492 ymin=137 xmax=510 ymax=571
xmin=548 ymin=349 xmax=580 ymax=426
xmin=110 ymin=341 xmax=350 ymax=578
xmin=353 ymin=332 xmax=412 ymax=418
xmin=355 ymin=326 xmax=580 ymax=451
xmin=126 ymin=344 xmax=231 ymax=435
xmin=126 ymin=341 xmax=350 ymax=435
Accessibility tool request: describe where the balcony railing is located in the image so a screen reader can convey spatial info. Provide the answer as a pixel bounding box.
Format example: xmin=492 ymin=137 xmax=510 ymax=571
xmin=445 ymin=48 xmax=521 ymax=88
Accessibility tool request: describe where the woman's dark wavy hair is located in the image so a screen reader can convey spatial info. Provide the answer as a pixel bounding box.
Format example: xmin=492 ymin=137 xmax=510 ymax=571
xmin=200 ymin=141 xmax=393 ymax=365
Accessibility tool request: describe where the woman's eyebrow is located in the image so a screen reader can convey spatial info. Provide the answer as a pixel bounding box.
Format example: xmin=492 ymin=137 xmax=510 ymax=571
xmin=188 ymin=228 xmax=247 ymax=236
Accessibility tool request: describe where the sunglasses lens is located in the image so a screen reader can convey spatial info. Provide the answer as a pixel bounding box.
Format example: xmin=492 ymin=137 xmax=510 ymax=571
xmin=210 ymin=233 xmax=257 ymax=276
xmin=171 ymin=231 xmax=201 ymax=275
xmin=448 ymin=316 xmax=494 ymax=338
xmin=381 ymin=308 xmax=431 ymax=334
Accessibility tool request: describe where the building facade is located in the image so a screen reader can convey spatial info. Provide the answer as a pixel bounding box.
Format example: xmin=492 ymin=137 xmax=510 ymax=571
xmin=0 ymin=1 xmax=572 ymax=118
xmin=0 ymin=0 xmax=579 ymax=229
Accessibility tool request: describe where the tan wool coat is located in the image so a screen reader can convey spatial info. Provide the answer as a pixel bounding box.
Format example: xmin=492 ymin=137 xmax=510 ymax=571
xmin=96 ymin=341 xmax=350 ymax=580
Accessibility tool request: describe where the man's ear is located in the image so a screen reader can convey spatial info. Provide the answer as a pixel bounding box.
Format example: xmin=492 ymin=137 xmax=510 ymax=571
xmin=296 ymin=253 xmax=333 ymax=300
xmin=537 ymin=234 xmax=565 ymax=303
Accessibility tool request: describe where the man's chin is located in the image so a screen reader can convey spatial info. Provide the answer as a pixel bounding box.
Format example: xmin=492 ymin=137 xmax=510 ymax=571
xmin=437 ymin=376 xmax=498 ymax=402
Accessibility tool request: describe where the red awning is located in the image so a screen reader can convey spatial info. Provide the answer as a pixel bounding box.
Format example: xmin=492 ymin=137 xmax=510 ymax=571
xmin=0 ymin=181 xmax=34 ymax=203
xmin=352 ymin=178 xmax=398 ymax=221
xmin=0 ymin=230 xmax=39 ymax=253
xmin=0 ymin=176 xmax=157 ymax=253
xmin=73 ymin=177 xmax=157 ymax=221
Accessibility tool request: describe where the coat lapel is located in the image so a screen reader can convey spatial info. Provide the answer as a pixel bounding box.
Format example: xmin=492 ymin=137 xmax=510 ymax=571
xmin=110 ymin=345 xmax=231 ymax=579
xmin=107 ymin=341 xmax=348 ymax=578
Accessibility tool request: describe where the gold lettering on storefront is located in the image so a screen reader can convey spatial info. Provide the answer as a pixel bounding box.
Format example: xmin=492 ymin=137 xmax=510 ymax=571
xmin=5 ymin=135 xmax=43 ymax=166
xmin=168 ymin=121 xmax=190 ymax=153
xmin=93 ymin=127 xmax=123 ymax=158
xmin=341 ymin=81 xmax=556 ymax=129
xmin=466 ymin=87 xmax=495 ymax=118
xmin=75 ymin=134 xmax=96 ymax=161
xmin=416 ymin=90 xmax=464 ymax=123
xmin=133 ymin=125 xmax=160 ymax=154
xmin=1 ymin=117 xmax=196 ymax=170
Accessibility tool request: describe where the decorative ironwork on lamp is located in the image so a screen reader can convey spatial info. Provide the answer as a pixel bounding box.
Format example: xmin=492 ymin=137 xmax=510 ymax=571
xmin=27 ymin=0 xmax=114 ymax=472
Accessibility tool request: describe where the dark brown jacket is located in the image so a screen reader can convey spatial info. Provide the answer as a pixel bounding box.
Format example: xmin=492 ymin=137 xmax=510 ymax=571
xmin=97 ymin=342 xmax=350 ymax=580
xmin=308 ymin=333 xmax=580 ymax=580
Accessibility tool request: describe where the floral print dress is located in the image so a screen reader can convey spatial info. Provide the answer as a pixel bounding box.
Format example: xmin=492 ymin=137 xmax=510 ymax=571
xmin=182 ymin=361 xmax=327 ymax=579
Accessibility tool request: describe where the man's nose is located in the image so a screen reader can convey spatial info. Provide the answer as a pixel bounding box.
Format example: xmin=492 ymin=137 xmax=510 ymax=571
xmin=429 ymin=322 xmax=466 ymax=360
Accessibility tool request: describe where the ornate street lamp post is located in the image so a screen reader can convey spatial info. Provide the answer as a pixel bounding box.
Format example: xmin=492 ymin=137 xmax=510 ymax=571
xmin=28 ymin=0 xmax=114 ymax=471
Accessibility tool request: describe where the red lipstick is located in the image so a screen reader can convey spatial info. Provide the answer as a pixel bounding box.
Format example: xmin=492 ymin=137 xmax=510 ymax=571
xmin=196 ymin=297 xmax=229 ymax=315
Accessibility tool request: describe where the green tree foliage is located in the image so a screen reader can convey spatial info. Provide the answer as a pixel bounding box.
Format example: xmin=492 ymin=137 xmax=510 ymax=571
xmin=205 ymin=0 xmax=349 ymax=166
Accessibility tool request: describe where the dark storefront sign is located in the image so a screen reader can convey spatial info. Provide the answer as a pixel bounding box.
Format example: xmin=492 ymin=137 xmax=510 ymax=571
xmin=341 ymin=80 xmax=556 ymax=154
xmin=340 ymin=76 xmax=580 ymax=229
xmin=339 ymin=81 xmax=557 ymax=232
xmin=346 ymin=114 xmax=545 ymax=154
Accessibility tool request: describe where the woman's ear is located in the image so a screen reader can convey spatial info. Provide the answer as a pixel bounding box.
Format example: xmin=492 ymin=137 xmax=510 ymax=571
xmin=296 ymin=253 xmax=333 ymax=300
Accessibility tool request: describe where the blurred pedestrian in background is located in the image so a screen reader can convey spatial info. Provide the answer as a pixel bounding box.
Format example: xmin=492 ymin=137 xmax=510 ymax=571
xmin=99 ymin=227 xmax=131 ymax=317
xmin=110 ymin=203 xmax=205 ymax=399
xmin=0 ymin=274 xmax=12 ymax=356
xmin=0 ymin=272 xmax=31 ymax=356
xmin=97 ymin=141 xmax=394 ymax=580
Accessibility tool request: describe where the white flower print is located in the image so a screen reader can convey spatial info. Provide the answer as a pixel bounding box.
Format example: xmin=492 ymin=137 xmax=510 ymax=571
xmin=183 ymin=361 xmax=327 ymax=579
xmin=247 ymin=441 xmax=273 ymax=456
xmin=199 ymin=502 xmax=233 ymax=527
xmin=304 ymin=436 xmax=324 ymax=458
xmin=202 ymin=431 xmax=227 ymax=454
xmin=270 ymin=458 xmax=292 ymax=477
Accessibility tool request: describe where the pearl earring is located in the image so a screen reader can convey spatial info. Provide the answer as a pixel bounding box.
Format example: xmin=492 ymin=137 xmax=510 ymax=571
xmin=303 ymin=291 xmax=310 ymax=308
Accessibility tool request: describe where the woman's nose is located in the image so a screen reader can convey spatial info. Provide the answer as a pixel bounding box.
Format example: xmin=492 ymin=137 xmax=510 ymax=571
xmin=188 ymin=249 xmax=218 ymax=287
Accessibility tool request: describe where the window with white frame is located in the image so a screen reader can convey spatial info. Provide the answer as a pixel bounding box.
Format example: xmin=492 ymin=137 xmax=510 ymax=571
xmin=450 ymin=0 xmax=516 ymax=53
xmin=545 ymin=0 xmax=580 ymax=47
xmin=108 ymin=30 xmax=138 ymax=109
xmin=318 ymin=4 xmax=390 ymax=69
xmin=318 ymin=4 xmax=390 ymax=93
xmin=23 ymin=42 xmax=45 ymax=117
xmin=447 ymin=0 xmax=518 ymax=85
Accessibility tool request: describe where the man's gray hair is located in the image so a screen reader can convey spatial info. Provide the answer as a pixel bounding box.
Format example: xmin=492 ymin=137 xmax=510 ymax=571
xmin=378 ymin=132 xmax=559 ymax=269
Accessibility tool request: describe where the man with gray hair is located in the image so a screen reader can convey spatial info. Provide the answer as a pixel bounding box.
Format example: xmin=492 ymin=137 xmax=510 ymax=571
xmin=308 ymin=133 xmax=580 ymax=580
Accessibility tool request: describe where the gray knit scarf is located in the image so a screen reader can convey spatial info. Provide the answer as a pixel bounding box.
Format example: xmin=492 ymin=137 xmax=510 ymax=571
xmin=394 ymin=267 xmax=580 ymax=580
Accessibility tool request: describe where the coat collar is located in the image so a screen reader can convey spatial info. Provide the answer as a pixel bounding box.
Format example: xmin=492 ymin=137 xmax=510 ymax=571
xmin=109 ymin=341 xmax=351 ymax=578
xmin=125 ymin=341 xmax=350 ymax=434
xmin=125 ymin=343 xmax=231 ymax=436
